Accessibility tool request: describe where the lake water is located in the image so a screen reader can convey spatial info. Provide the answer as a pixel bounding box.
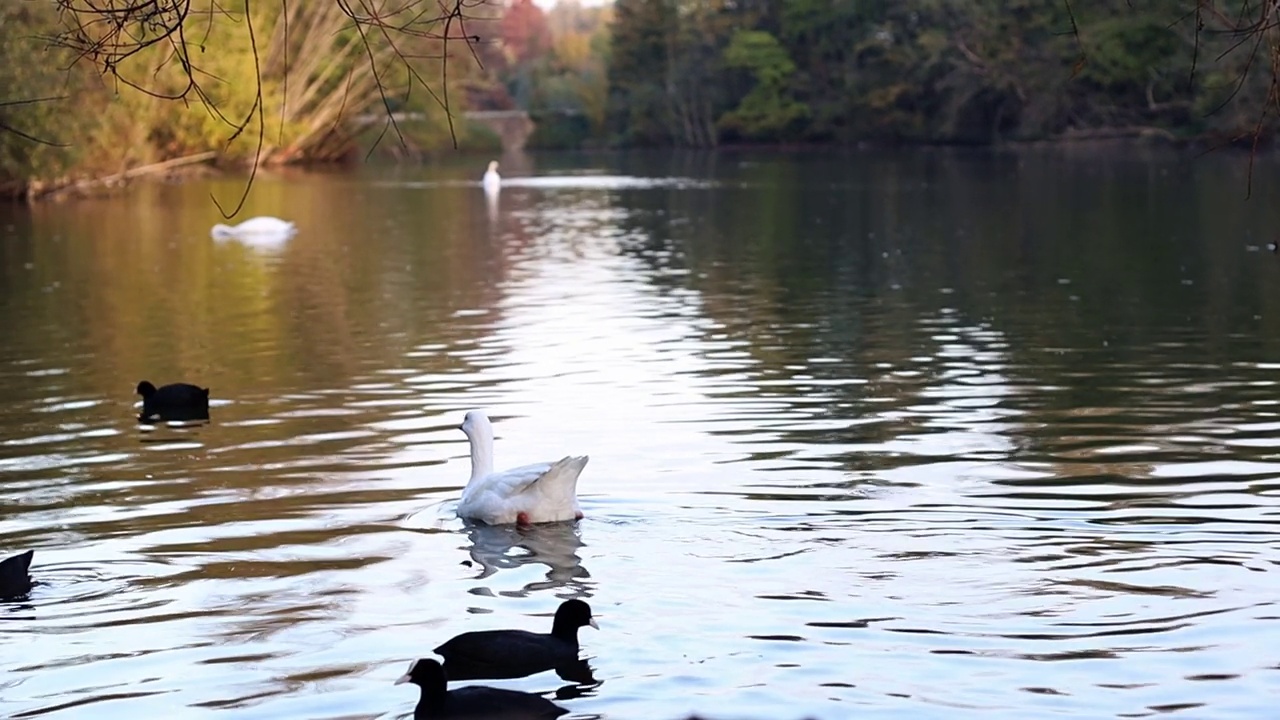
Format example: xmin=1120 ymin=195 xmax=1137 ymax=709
xmin=2 ymin=146 xmax=1280 ymax=719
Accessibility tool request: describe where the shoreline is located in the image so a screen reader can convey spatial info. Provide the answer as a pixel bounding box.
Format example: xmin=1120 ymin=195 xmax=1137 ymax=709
xmin=2 ymin=127 xmax=1269 ymax=203
xmin=2 ymin=152 xmax=222 ymax=204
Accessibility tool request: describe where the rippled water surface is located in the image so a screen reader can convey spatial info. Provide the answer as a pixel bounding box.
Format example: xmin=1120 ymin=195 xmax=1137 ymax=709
xmin=3 ymin=148 xmax=1280 ymax=719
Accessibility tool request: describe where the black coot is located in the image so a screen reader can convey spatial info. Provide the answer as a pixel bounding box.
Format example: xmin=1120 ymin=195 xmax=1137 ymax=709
xmin=136 ymin=380 xmax=210 ymax=422
xmin=435 ymin=599 xmax=597 ymax=682
xmin=395 ymin=658 xmax=569 ymax=719
xmin=0 ymin=549 xmax=34 ymax=599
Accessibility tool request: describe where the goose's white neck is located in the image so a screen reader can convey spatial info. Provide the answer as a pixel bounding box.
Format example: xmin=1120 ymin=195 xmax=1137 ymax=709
xmin=462 ymin=415 xmax=495 ymax=482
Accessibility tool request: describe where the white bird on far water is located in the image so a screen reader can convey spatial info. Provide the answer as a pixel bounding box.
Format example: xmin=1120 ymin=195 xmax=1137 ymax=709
xmin=210 ymin=216 xmax=297 ymax=245
xmin=482 ymin=160 xmax=501 ymax=194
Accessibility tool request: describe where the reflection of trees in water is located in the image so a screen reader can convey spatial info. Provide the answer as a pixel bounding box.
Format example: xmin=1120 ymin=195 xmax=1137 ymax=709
xmin=463 ymin=521 xmax=592 ymax=597
xmin=597 ymin=154 xmax=1043 ymax=478
xmin=14 ymin=174 xmax=522 ymax=401
xmin=607 ymin=150 xmax=1280 ymax=495
xmin=615 ymin=148 xmax=1280 ymax=344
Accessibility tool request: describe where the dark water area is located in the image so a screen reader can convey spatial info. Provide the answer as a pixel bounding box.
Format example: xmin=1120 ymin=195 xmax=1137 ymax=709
xmin=1 ymin=146 xmax=1279 ymax=719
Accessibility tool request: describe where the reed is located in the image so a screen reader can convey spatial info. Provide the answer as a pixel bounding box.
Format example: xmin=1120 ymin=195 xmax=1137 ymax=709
xmin=0 ymin=0 xmax=480 ymax=196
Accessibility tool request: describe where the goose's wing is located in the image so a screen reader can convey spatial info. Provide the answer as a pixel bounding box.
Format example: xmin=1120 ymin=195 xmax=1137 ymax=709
xmin=459 ymin=456 xmax=588 ymax=525
xmin=522 ymin=456 xmax=587 ymax=509
xmin=458 ymin=462 xmax=556 ymax=525
xmin=461 ymin=462 xmax=554 ymax=503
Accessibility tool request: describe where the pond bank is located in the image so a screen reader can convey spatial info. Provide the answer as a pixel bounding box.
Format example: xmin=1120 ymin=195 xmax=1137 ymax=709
xmin=2 ymin=125 xmax=1270 ymax=205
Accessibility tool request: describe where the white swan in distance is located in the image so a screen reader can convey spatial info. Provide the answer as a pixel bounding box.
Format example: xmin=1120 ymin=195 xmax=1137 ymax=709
xmin=456 ymin=410 xmax=587 ymax=526
xmin=482 ymin=160 xmax=501 ymax=194
xmin=210 ymin=216 xmax=297 ymax=244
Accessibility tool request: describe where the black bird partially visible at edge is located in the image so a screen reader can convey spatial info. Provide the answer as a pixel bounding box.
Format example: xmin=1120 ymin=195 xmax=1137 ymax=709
xmin=0 ymin=549 xmax=34 ymax=599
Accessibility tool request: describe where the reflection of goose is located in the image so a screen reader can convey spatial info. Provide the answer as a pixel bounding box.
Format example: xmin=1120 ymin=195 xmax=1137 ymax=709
xmin=210 ymin=216 xmax=297 ymax=244
xmin=434 ymin=599 xmax=598 ymax=683
xmin=482 ymin=160 xmax=501 ymax=194
xmin=0 ymin=549 xmax=34 ymax=599
xmin=464 ymin=522 xmax=590 ymax=591
xmin=485 ymin=181 xmax=500 ymax=225
xmin=394 ymin=658 xmax=568 ymax=719
xmin=457 ymin=410 xmax=588 ymax=527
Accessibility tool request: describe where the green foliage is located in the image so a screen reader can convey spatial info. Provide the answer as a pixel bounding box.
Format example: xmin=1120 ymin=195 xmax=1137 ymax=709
xmin=457 ymin=122 xmax=505 ymax=154
xmin=1 ymin=0 xmax=465 ymax=192
xmin=717 ymin=30 xmax=809 ymax=140
xmin=606 ymin=0 xmax=676 ymax=145
xmin=459 ymin=0 xmax=611 ymax=150
xmin=600 ymin=0 xmax=1280 ymax=146
xmin=0 ymin=4 xmax=95 ymax=187
xmin=8 ymin=0 xmax=1280 ymax=181
xmin=723 ymin=30 xmax=796 ymax=83
xmin=529 ymin=111 xmax=594 ymax=149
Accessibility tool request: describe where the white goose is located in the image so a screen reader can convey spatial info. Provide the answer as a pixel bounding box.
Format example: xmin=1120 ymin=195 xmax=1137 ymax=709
xmin=211 ymin=216 xmax=297 ymax=243
xmin=482 ymin=160 xmax=501 ymax=194
xmin=456 ymin=410 xmax=587 ymax=526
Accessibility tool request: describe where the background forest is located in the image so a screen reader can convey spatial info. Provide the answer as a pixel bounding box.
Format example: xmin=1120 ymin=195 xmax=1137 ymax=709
xmin=603 ymin=0 xmax=1280 ymax=147
xmin=2 ymin=0 xmax=1278 ymax=195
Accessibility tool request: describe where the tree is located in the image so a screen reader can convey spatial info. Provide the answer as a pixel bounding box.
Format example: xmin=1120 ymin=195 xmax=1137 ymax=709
xmin=598 ymin=0 xmax=1280 ymax=156
xmin=717 ymin=29 xmax=809 ymax=140
xmin=501 ymin=0 xmax=554 ymax=65
xmin=526 ymin=1 xmax=612 ymax=145
xmin=606 ymin=0 xmax=676 ymax=145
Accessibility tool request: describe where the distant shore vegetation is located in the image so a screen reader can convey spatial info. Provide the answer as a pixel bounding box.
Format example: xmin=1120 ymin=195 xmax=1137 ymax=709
xmin=2 ymin=1 xmax=1277 ymax=199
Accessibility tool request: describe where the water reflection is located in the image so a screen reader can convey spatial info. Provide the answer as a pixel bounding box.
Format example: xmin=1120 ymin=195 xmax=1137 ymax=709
xmin=462 ymin=522 xmax=590 ymax=596
xmin=137 ymin=411 xmax=211 ymax=425
xmin=485 ymin=184 xmax=501 ymax=228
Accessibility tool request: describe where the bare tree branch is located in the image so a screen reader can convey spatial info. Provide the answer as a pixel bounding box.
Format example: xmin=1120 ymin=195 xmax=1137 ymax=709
xmin=0 ymin=96 xmax=72 ymax=147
